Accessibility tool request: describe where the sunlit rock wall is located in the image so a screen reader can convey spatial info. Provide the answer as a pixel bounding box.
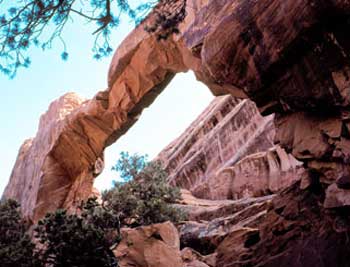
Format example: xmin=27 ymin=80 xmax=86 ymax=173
xmin=158 ymin=95 xmax=302 ymax=199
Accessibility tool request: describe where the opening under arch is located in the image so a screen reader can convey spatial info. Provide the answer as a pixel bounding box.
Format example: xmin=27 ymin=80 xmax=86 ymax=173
xmin=94 ymin=72 xmax=214 ymax=190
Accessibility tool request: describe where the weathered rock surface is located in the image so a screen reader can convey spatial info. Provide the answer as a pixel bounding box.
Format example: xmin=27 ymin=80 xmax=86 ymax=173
xmin=181 ymin=248 xmax=214 ymax=267
xmin=113 ymin=221 xmax=183 ymax=267
xmin=177 ymin=0 xmax=350 ymax=208
xmin=176 ymin=190 xmax=273 ymax=255
xmin=177 ymin=189 xmax=274 ymax=222
xmin=157 ymin=95 xmax=275 ymax=198
xmin=105 ymin=189 xmax=271 ymax=266
xmin=158 ymin=95 xmax=303 ymax=200
xmin=216 ymin=181 xmax=350 ymax=267
xmin=175 ymin=176 xmax=350 ymax=267
xmin=225 ymin=146 xmax=303 ymax=199
xmin=112 ymin=220 xmax=218 ymax=267
xmin=4 ymin=0 xmax=350 ymax=220
xmin=178 ymin=181 xmax=350 ymax=267
xmin=2 ymin=93 xmax=100 ymax=222
xmin=324 ymin=183 xmax=350 ymax=208
xmin=4 ymin=9 xmax=190 ymax=221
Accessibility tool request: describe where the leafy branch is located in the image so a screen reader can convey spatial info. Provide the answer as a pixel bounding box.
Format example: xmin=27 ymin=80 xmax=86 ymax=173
xmin=0 ymin=0 xmax=160 ymax=77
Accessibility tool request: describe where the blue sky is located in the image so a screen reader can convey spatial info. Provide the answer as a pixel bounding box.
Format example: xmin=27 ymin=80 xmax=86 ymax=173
xmin=0 ymin=12 xmax=214 ymax=194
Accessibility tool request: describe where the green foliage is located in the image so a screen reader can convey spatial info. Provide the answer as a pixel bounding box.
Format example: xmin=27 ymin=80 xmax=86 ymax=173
xmin=103 ymin=152 xmax=186 ymax=226
xmin=0 ymin=0 xmax=187 ymax=77
xmin=34 ymin=197 xmax=119 ymax=267
xmin=111 ymin=151 xmax=148 ymax=182
xmin=0 ymin=198 xmax=119 ymax=267
xmin=0 ymin=199 xmax=40 ymax=267
xmin=0 ymin=153 xmax=187 ymax=266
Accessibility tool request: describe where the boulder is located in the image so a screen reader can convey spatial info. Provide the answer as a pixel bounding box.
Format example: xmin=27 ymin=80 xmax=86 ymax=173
xmin=181 ymin=248 xmax=213 ymax=267
xmin=324 ymin=183 xmax=350 ymax=208
xmin=113 ymin=221 xmax=183 ymax=267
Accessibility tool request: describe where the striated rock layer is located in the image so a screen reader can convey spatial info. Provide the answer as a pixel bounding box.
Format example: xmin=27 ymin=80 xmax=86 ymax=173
xmin=158 ymin=95 xmax=302 ymax=200
xmin=4 ymin=0 xmax=350 ymax=222
xmin=177 ymin=189 xmax=274 ymax=256
xmin=177 ymin=181 xmax=350 ymax=267
xmin=216 ymin=181 xmax=350 ymax=267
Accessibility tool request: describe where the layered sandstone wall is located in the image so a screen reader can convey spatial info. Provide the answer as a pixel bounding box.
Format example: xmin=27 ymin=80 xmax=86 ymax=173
xmin=158 ymin=95 xmax=302 ymax=200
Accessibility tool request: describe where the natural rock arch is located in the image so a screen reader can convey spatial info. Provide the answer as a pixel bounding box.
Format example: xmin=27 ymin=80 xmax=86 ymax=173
xmin=4 ymin=0 xmax=350 ymax=221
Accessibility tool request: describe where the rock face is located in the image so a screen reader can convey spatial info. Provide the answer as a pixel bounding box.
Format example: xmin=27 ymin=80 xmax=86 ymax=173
xmin=2 ymin=93 xmax=100 ymax=222
xmin=216 ymin=181 xmax=350 ymax=267
xmin=181 ymin=248 xmax=214 ymax=267
xmin=177 ymin=182 xmax=350 ymax=267
xmin=177 ymin=190 xmax=274 ymax=255
xmin=158 ymin=95 xmax=302 ymax=200
xmin=113 ymin=222 xmax=183 ymax=267
xmin=157 ymin=95 xmax=274 ymax=198
xmin=184 ymin=0 xmax=350 ymax=209
xmin=111 ymin=191 xmax=282 ymax=267
xmin=4 ymin=0 xmax=350 ymax=221
xmin=225 ymin=146 xmax=303 ymax=200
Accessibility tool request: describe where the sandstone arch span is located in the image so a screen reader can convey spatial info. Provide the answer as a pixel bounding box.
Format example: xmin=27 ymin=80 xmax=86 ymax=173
xmin=4 ymin=0 xmax=350 ymax=221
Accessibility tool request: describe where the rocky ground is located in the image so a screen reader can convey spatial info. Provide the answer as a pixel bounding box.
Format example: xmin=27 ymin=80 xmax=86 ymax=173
xmin=112 ymin=181 xmax=350 ymax=267
xmin=112 ymin=189 xmax=275 ymax=267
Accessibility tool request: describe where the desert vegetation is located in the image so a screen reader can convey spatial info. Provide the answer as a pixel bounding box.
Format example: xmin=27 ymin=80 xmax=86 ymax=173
xmin=0 ymin=152 xmax=184 ymax=266
xmin=0 ymin=199 xmax=40 ymax=267
xmin=102 ymin=152 xmax=186 ymax=227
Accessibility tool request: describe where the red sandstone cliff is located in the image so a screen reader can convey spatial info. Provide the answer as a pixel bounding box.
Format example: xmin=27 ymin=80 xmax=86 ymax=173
xmin=158 ymin=95 xmax=302 ymax=200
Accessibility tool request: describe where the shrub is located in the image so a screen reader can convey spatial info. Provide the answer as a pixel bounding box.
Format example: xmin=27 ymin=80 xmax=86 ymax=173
xmin=111 ymin=151 xmax=148 ymax=182
xmin=0 ymin=199 xmax=40 ymax=267
xmin=0 ymin=152 xmax=185 ymax=266
xmin=34 ymin=198 xmax=119 ymax=267
xmin=103 ymin=152 xmax=186 ymax=226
